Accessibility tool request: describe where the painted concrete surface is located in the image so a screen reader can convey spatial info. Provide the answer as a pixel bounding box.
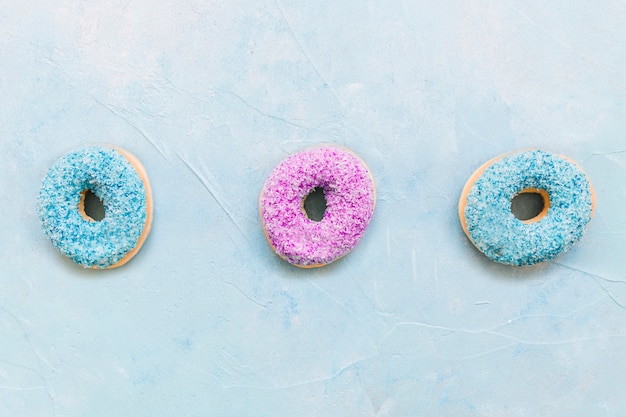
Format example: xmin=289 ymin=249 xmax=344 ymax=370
xmin=2 ymin=1 xmax=626 ymax=416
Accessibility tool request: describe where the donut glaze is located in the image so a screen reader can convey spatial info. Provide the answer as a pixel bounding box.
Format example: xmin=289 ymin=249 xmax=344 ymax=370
xmin=38 ymin=146 xmax=153 ymax=268
xmin=260 ymin=146 xmax=376 ymax=268
xmin=459 ymin=149 xmax=595 ymax=266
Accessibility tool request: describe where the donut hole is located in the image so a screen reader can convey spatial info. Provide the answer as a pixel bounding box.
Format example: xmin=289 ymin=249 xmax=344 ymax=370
xmin=303 ymin=187 xmax=327 ymax=222
xmin=511 ymin=189 xmax=550 ymax=223
xmin=79 ymin=189 xmax=106 ymax=222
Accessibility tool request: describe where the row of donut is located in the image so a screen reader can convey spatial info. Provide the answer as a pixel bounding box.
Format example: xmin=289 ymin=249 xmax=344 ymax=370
xmin=38 ymin=145 xmax=595 ymax=269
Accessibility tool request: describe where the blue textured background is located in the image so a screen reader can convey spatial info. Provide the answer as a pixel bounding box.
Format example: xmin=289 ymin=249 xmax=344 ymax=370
xmin=2 ymin=1 xmax=626 ymax=416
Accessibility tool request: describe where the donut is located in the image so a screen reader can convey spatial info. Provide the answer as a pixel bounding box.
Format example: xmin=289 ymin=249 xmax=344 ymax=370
xmin=458 ymin=149 xmax=595 ymax=266
xmin=38 ymin=145 xmax=153 ymax=269
xmin=259 ymin=145 xmax=376 ymax=268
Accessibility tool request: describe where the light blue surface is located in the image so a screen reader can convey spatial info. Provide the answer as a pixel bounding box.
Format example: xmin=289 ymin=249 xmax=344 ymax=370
xmin=2 ymin=1 xmax=626 ymax=416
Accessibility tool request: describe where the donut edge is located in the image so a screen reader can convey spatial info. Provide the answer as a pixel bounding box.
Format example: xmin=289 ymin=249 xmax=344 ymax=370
xmin=458 ymin=151 xmax=514 ymax=244
xmin=103 ymin=146 xmax=154 ymax=269
xmin=259 ymin=144 xmax=376 ymax=269
xmin=458 ymin=149 xmax=596 ymax=265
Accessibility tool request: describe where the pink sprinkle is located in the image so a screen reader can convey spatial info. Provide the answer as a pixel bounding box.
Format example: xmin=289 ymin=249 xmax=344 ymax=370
xmin=260 ymin=146 xmax=376 ymax=267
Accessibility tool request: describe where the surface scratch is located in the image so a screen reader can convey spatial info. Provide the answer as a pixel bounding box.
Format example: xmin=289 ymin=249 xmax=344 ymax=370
xmin=217 ymin=88 xmax=308 ymax=129
xmin=218 ymin=354 xmax=378 ymax=391
xmin=90 ymin=97 xmax=167 ymax=159
xmin=223 ymin=281 xmax=268 ymax=309
xmin=583 ymin=149 xmax=626 ymax=162
xmin=38 ymin=50 xmax=168 ymax=160
xmin=176 ymin=152 xmax=249 ymax=241
xmin=379 ymin=320 xmax=626 ymax=354
xmin=0 ymin=385 xmax=46 ymax=391
xmin=509 ymin=4 xmax=601 ymax=70
xmin=306 ymin=279 xmax=367 ymax=327
xmin=554 ymin=261 xmax=626 ymax=284
xmin=0 ymin=307 xmax=58 ymax=416
xmin=273 ymin=0 xmax=346 ymax=111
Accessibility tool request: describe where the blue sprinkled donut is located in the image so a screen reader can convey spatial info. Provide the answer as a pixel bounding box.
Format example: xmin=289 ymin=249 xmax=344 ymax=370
xmin=459 ymin=149 xmax=595 ymax=266
xmin=38 ymin=146 xmax=153 ymax=269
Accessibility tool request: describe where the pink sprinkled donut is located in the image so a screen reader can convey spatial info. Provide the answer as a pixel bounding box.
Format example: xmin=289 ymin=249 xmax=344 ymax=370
xmin=260 ymin=146 xmax=376 ymax=268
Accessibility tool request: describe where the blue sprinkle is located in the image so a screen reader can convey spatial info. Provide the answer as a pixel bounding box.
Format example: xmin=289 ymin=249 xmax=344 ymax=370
xmin=38 ymin=146 xmax=148 ymax=268
xmin=464 ymin=150 xmax=594 ymax=266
